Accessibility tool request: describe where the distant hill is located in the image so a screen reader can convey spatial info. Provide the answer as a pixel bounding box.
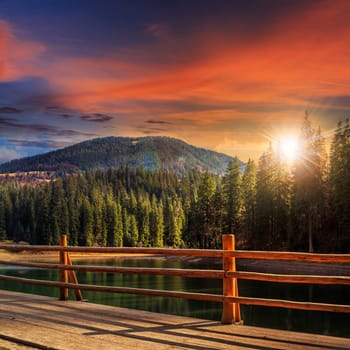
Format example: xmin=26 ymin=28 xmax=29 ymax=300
xmin=0 ymin=136 xmax=238 ymax=175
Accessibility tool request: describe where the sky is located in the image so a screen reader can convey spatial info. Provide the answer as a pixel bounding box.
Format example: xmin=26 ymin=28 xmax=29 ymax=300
xmin=1 ymin=0 xmax=350 ymax=164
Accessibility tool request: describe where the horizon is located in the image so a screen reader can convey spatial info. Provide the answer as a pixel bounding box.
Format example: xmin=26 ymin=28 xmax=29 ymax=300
xmin=1 ymin=0 xmax=350 ymax=163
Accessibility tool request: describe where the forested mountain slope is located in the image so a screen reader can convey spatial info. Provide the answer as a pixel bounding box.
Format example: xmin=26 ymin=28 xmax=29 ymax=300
xmin=1 ymin=117 xmax=349 ymax=253
xmin=0 ymin=136 xmax=237 ymax=175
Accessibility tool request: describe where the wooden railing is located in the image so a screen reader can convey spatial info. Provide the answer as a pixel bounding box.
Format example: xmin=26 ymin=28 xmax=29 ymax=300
xmin=0 ymin=234 xmax=349 ymax=324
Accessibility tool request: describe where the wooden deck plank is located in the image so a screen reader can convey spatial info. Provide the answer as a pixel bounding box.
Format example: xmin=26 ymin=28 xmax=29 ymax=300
xmin=0 ymin=290 xmax=349 ymax=350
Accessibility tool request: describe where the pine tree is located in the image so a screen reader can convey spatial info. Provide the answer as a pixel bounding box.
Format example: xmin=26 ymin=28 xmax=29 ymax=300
xmin=129 ymin=214 xmax=139 ymax=247
xmin=274 ymin=150 xmax=292 ymax=250
xmin=65 ymin=176 xmax=80 ymax=246
xmin=22 ymin=188 xmax=36 ymax=243
xmin=222 ymin=159 xmax=242 ymax=236
xmin=255 ymin=145 xmax=275 ymax=249
xmin=122 ymin=208 xmax=131 ymax=246
xmin=172 ymin=199 xmax=184 ymax=247
xmin=150 ymin=196 xmax=164 ymax=247
xmin=255 ymin=139 xmax=297 ymax=250
xmin=0 ymin=198 xmax=7 ymax=240
xmin=292 ymin=113 xmax=328 ymax=252
xmin=115 ymin=199 xmax=124 ymax=247
xmin=105 ymin=195 xmax=115 ymax=247
xmin=210 ymin=185 xmax=225 ymax=249
xmin=196 ymin=171 xmax=217 ymax=248
xmin=49 ymin=179 xmax=68 ymax=245
xmin=1 ymin=189 xmax=13 ymax=241
xmin=329 ymin=119 xmax=350 ymax=251
xmin=129 ymin=190 xmax=138 ymax=215
xmin=138 ymin=195 xmax=151 ymax=247
xmin=164 ymin=199 xmax=184 ymax=247
xmin=79 ymin=197 xmax=94 ymax=246
xmin=91 ymin=189 xmax=107 ymax=246
xmin=35 ymin=186 xmax=51 ymax=245
xmin=241 ymin=159 xmax=257 ymax=248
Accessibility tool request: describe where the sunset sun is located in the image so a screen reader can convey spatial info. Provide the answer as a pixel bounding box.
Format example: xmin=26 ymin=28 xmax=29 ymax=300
xmin=279 ymin=135 xmax=300 ymax=162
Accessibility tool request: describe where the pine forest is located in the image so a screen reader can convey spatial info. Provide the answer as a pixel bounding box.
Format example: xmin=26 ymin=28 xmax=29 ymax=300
xmin=1 ymin=116 xmax=349 ymax=253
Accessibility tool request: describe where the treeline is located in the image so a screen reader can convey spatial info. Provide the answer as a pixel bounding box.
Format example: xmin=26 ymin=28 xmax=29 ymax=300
xmin=0 ymin=115 xmax=349 ymax=252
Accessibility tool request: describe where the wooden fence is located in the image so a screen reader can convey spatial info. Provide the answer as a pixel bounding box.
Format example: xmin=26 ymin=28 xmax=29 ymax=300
xmin=0 ymin=234 xmax=349 ymax=324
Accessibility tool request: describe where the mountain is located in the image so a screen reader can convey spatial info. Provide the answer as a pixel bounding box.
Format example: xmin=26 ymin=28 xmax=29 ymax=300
xmin=0 ymin=136 xmax=238 ymax=175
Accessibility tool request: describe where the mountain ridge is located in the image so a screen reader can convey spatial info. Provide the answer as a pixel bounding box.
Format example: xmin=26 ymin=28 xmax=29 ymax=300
xmin=0 ymin=136 xmax=239 ymax=175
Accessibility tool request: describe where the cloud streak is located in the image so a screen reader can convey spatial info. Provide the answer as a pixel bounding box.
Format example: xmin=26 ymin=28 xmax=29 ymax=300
xmin=145 ymin=119 xmax=172 ymax=125
xmin=0 ymin=106 xmax=23 ymax=114
xmin=8 ymin=139 xmax=73 ymax=149
xmin=1 ymin=1 xmax=350 ymax=162
xmin=0 ymin=116 xmax=96 ymax=138
xmin=80 ymin=113 xmax=113 ymax=123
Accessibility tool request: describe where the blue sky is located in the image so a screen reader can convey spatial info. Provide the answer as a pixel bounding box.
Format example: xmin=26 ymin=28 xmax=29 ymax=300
xmin=1 ymin=0 xmax=350 ymax=164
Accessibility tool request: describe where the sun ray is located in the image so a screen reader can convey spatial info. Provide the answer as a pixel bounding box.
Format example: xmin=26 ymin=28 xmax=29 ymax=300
xmin=278 ymin=135 xmax=300 ymax=162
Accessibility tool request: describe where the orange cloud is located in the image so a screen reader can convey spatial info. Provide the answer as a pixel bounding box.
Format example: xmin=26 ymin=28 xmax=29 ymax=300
xmin=4 ymin=1 xmax=350 ymax=111
xmin=0 ymin=20 xmax=45 ymax=81
xmin=2 ymin=1 xmax=350 ymax=161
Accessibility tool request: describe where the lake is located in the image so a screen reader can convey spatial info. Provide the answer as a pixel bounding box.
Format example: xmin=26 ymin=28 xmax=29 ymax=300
xmin=0 ymin=257 xmax=349 ymax=338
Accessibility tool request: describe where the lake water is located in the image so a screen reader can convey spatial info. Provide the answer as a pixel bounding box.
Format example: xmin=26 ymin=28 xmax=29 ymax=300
xmin=1 ymin=257 xmax=349 ymax=338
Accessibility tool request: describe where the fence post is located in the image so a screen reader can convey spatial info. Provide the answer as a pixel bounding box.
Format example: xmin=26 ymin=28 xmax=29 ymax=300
xmin=67 ymin=253 xmax=83 ymax=301
xmin=221 ymin=234 xmax=241 ymax=324
xmin=59 ymin=234 xmax=69 ymax=300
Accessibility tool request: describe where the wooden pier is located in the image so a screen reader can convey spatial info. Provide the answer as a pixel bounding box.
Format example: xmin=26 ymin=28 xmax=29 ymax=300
xmin=0 ymin=290 xmax=349 ymax=350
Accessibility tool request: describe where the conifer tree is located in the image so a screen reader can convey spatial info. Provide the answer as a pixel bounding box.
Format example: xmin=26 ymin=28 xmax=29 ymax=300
xmin=122 ymin=208 xmax=131 ymax=246
xmin=164 ymin=199 xmax=184 ymax=247
xmin=196 ymin=171 xmax=216 ymax=248
xmin=273 ymin=150 xmax=292 ymax=249
xmin=292 ymin=113 xmax=328 ymax=252
xmin=129 ymin=214 xmax=139 ymax=247
xmin=79 ymin=197 xmax=94 ymax=246
xmin=255 ymin=145 xmax=275 ymax=249
xmin=105 ymin=195 xmax=122 ymax=246
xmin=22 ymin=188 xmax=36 ymax=243
xmin=65 ymin=176 xmax=79 ymax=246
xmin=91 ymin=189 xmax=107 ymax=246
xmin=150 ymin=195 xmax=164 ymax=247
xmin=241 ymin=159 xmax=257 ymax=248
xmin=210 ymin=185 xmax=225 ymax=248
xmin=0 ymin=198 xmax=7 ymax=240
xmin=49 ymin=179 xmax=68 ymax=244
xmin=329 ymin=119 xmax=350 ymax=251
xmin=1 ymin=189 xmax=12 ymax=241
xmin=115 ymin=199 xmax=124 ymax=246
xmin=139 ymin=198 xmax=151 ymax=247
xmin=222 ymin=159 xmax=242 ymax=236
xmin=35 ymin=186 xmax=51 ymax=245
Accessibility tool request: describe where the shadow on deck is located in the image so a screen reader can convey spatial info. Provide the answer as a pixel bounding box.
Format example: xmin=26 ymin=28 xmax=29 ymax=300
xmin=0 ymin=290 xmax=349 ymax=350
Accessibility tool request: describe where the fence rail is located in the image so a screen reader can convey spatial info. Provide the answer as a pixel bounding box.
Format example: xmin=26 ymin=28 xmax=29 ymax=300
xmin=0 ymin=234 xmax=349 ymax=324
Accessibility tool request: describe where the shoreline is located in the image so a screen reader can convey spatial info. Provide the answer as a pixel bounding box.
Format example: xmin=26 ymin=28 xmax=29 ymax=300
xmin=0 ymin=250 xmax=349 ymax=275
xmin=0 ymin=250 xmax=154 ymax=262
